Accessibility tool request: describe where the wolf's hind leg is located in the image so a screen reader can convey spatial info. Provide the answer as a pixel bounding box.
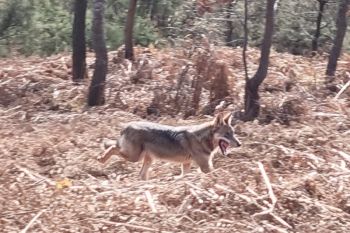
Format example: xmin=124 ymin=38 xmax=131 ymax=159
xmin=118 ymin=136 xmax=144 ymax=162
xmin=98 ymin=145 xmax=119 ymax=163
xmin=139 ymin=153 xmax=153 ymax=180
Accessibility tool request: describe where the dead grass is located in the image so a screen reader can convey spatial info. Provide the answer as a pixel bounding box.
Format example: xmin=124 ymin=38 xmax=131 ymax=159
xmin=0 ymin=46 xmax=350 ymax=232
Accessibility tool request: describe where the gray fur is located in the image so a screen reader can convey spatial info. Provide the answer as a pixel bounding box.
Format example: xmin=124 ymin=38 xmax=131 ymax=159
xmin=97 ymin=113 xmax=241 ymax=180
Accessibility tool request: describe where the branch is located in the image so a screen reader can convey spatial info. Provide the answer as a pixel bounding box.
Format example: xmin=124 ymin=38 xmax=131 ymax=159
xmin=20 ymin=209 xmax=46 ymax=233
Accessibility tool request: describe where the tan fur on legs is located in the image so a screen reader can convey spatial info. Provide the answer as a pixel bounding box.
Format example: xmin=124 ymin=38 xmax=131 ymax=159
xmin=192 ymin=154 xmax=212 ymax=174
xmin=139 ymin=154 xmax=153 ymax=180
xmin=97 ymin=146 xmax=118 ymax=163
xmin=174 ymin=161 xmax=192 ymax=179
xmin=181 ymin=161 xmax=191 ymax=176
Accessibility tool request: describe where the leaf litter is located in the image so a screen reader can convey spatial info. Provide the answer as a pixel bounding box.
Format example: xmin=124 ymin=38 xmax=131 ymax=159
xmin=0 ymin=45 xmax=350 ymax=232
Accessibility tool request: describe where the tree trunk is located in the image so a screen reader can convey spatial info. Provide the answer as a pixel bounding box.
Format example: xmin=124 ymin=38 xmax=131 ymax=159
xmin=242 ymin=0 xmax=249 ymax=81
xmin=124 ymin=0 xmax=138 ymax=61
xmin=88 ymin=0 xmax=108 ymax=106
xmin=72 ymin=0 xmax=87 ymax=81
xmin=243 ymin=0 xmax=275 ymax=121
xmin=312 ymin=0 xmax=327 ymax=52
xmin=225 ymin=0 xmax=235 ymax=46
xmin=326 ymin=0 xmax=349 ymax=78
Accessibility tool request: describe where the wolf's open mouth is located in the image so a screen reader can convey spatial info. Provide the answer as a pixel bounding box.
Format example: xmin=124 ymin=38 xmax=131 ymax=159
xmin=219 ymin=139 xmax=229 ymax=155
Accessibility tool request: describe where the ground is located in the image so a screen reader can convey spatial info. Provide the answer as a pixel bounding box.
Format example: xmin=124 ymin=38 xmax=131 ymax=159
xmin=0 ymin=46 xmax=350 ymax=233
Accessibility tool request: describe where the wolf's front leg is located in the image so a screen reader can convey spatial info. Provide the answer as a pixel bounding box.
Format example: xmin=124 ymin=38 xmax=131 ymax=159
xmin=181 ymin=161 xmax=192 ymax=175
xmin=192 ymin=154 xmax=213 ymax=174
xmin=174 ymin=161 xmax=192 ymax=179
xmin=139 ymin=153 xmax=153 ymax=180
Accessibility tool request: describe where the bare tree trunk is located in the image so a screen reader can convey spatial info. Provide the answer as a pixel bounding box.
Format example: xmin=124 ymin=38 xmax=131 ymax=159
xmin=312 ymin=0 xmax=327 ymax=52
xmin=243 ymin=0 xmax=275 ymax=121
xmin=124 ymin=0 xmax=138 ymax=61
xmin=72 ymin=0 xmax=87 ymax=81
xmin=88 ymin=0 xmax=108 ymax=106
xmin=326 ymin=0 xmax=349 ymax=78
xmin=225 ymin=0 xmax=235 ymax=46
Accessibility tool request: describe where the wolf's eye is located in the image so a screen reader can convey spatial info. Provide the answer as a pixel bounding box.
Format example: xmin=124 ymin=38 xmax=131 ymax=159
xmin=224 ymin=132 xmax=231 ymax=138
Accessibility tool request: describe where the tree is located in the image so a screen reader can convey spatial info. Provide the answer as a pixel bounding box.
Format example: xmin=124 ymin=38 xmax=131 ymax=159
xmin=326 ymin=0 xmax=349 ymax=78
xmin=124 ymin=0 xmax=138 ymax=60
xmin=243 ymin=0 xmax=276 ymax=121
xmin=72 ymin=0 xmax=88 ymax=81
xmin=312 ymin=0 xmax=328 ymax=52
xmin=225 ymin=0 xmax=235 ymax=46
xmin=88 ymin=0 xmax=108 ymax=106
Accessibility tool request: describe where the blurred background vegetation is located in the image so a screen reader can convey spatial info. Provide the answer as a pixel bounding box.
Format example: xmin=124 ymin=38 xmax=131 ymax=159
xmin=0 ymin=0 xmax=348 ymax=57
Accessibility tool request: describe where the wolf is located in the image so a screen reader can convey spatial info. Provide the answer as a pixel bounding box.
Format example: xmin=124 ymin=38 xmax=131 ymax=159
xmin=97 ymin=112 xmax=241 ymax=180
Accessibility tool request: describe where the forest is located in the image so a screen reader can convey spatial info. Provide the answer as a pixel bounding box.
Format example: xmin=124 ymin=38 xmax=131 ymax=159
xmin=0 ymin=0 xmax=350 ymax=232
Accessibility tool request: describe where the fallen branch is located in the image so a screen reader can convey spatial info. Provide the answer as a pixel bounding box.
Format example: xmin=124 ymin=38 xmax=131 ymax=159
xmin=20 ymin=209 xmax=46 ymax=233
xmin=333 ymin=149 xmax=350 ymax=163
xmin=15 ymin=165 xmax=55 ymax=186
xmin=88 ymin=218 xmax=158 ymax=232
xmin=145 ymin=190 xmax=158 ymax=213
xmin=257 ymin=162 xmax=277 ymax=208
xmin=334 ymin=80 xmax=350 ymax=99
xmin=253 ymin=162 xmax=293 ymax=229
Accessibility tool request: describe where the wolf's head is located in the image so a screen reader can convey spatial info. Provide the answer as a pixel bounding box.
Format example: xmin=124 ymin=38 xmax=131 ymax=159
xmin=212 ymin=112 xmax=241 ymax=155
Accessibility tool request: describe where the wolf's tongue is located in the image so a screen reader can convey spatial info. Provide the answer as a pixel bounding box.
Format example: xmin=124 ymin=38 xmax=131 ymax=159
xmin=219 ymin=140 xmax=229 ymax=155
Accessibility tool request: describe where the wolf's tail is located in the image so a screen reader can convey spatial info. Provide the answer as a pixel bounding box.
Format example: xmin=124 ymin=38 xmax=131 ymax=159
xmin=97 ymin=138 xmax=119 ymax=163
xmin=103 ymin=138 xmax=118 ymax=149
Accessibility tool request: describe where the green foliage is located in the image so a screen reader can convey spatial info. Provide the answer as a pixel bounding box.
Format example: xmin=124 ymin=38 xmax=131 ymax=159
xmin=167 ymin=0 xmax=345 ymax=55
xmin=0 ymin=0 xmax=348 ymax=56
xmin=273 ymin=1 xmax=337 ymax=54
xmin=134 ymin=16 xmax=159 ymax=46
xmin=0 ymin=0 xmax=166 ymax=56
xmin=0 ymin=0 xmax=72 ymax=56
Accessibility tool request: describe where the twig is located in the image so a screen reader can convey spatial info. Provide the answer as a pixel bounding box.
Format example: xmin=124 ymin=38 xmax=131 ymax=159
xmin=15 ymin=165 xmax=55 ymax=186
xmin=253 ymin=162 xmax=293 ymax=229
xmin=20 ymin=209 xmax=46 ymax=233
xmin=333 ymin=149 xmax=350 ymax=163
xmin=177 ymin=194 xmax=192 ymax=214
xmin=88 ymin=218 xmax=158 ymax=232
xmin=144 ymin=190 xmax=158 ymax=213
xmin=264 ymin=222 xmax=288 ymax=233
xmin=215 ymin=184 xmax=292 ymax=229
xmin=334 ymin=80 xmax=350 ymax=99
xmin=257 ymin=162 xmax=277 ymax=208
xmin=329 ymin=171 xmax=350 ymax=177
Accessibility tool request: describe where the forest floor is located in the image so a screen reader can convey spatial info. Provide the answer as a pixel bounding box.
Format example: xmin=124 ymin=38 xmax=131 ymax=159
xmin=1 ymin=45 xmax=350 ymax=233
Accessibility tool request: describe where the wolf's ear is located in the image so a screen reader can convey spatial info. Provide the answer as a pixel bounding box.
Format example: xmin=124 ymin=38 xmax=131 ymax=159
xmin=223 ymin=112 xmax=233 ymax=125
xmin=213 ymin=112 xmax=225 ymax=126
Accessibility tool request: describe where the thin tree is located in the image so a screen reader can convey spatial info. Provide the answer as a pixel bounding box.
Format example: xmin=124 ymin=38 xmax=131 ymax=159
xmin=72 ymin=0 xmax=87 ymax=81
xmin=243 ymin=0 xmax=276 ymax=121
xmin=242 ymin=0 xmax=249 ymax=81
xmin=225 ymin=0 xmax=235 ymax=46
xmin=312 ymin=0 xmax=328 ymax=52
xmin=88 ymin=0 xmax=108 ymax=106
xmin=326 ymin=0 xmax=349 ymax=78
xmin=124 ymin=0 xmax=138 ymax=60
